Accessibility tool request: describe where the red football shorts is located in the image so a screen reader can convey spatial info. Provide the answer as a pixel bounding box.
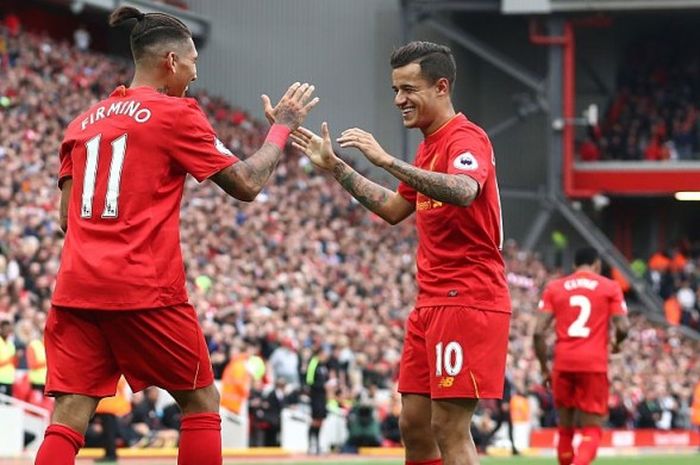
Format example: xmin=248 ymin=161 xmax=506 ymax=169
xmin=45 ymin=303 xmax=213 ymax=397
xmin=552 ymin=370 xmax=609 ymax=415
xmin=398 ymin=306 xmax=510 ymax=399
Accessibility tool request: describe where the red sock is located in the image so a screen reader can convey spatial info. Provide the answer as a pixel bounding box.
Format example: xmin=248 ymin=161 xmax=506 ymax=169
xmin=178 ymin=412 xmax=222 ymax=465
xmin=35 ymin=424 xmax=85 ymax=465
xmin=573 ymin=426 xmax=602 ymax=465
xmin=557 ymin=427 xmax=575 ymax=465
xmin=406 ymin=459 xmax=442 ymax=465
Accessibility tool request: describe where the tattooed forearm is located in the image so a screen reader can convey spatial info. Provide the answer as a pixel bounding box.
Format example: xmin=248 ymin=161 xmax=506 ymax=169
xmin=211 ymin=142 xmax=282 ymax=201
xmin=239 ymin=142 xmax=283 ymax=191
xmin=333 ymin=161 xmax=392 ymax=213
xmin=386 ymin=158 xmax=478 ymax=207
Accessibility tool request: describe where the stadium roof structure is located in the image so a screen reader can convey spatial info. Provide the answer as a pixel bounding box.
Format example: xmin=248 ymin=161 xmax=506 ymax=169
xmin=48 ymin=0 xmax=210 ymax=40
xmin=406 ymin=0 xmax=700 ymax=14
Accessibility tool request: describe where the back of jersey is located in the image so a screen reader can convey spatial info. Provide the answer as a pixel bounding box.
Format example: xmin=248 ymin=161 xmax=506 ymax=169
xmin=53 ymin=86 xmax=237 ymax=310
xmin=539 ymin=270 xmax=627 ymax=372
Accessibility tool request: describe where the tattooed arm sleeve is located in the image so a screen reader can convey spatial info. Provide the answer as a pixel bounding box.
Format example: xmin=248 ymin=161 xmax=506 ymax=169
xmin=332 ymin=160 xmax=414 ymax=225
xmin=385 ymin=158 xmax=479 ymax=207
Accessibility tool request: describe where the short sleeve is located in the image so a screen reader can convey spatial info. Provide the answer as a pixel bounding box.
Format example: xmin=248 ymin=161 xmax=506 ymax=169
xmin=170 ymin=102 xmax=239 ymax=182
xmin=610 ymin=284 xmax=628 ymax=316
xmin=446 ymin=130 xmax=492 ymax=190
xmin=538 ymin=285 xmax=554 ymax=313
xmin=58 ymin=139 xmax=73 ymax=188
xmin=398 ymin=181 xmax=417 ymax=205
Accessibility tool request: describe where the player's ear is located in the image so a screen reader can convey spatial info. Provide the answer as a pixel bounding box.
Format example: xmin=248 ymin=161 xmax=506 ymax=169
xmin=165 ymin=51 xmax=177 ymax=74
xmin=435 ymin=77 xmax=450 ymax=96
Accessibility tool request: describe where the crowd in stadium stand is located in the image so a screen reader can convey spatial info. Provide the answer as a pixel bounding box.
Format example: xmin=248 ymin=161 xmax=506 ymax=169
xmin=1 ymin=22 xmax=699 ymax=452
xmin=646 ymin=247 xmax=700 ymax=332
xmin=579 ymin=40 xmax=700 ymax=162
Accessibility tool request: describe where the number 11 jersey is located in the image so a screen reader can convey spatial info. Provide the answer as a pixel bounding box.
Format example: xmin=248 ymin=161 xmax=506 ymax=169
xmin=53 ymin=86 xmax=238 ymax=310
xmin=538 ymin=270 xmax=627 ymax=372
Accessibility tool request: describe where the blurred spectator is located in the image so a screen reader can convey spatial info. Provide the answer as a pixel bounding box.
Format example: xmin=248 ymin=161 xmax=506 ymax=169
xmin=26 ymin=320 xmax=46 ymax=396
xmin=305 ymin=347 xmax=329 ymax=454
xmin=259 ymin=377 xmax=298 ymax=446
xmin=0 ymin=318 xmax=15 ymax=396
xmin=91 ymin=376 xmax=132 ymax=461
xmin=692 ymin=380 xmax=700 ymax=434
xmin=379 ymin=395 xmax=401 ymax=446
xmin=73 ymin=25 xmax=90 ymax=52
xmin=345 ymin=403 xmax=382 ymax=451
xmin=130 ymin=387 xmax=179 ymax=448
xmin=636 ymin=388 xmax=662 ymax=428
xmin=267 ymin=337 xmax=301 ymax=390
xmin=3 ymin=12 xmax=20 ymax=37
xmin=220 ymin=344 xmax=252 ymax=415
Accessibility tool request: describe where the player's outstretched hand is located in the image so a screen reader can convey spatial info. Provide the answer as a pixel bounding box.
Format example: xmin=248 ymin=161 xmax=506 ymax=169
xmin=337 ymin=128 xmax=393 ymax=168
xmin=261 ymin=82 xmax=319 ymax=130
xmin=290 ymin=122 xmax=339 ymax=171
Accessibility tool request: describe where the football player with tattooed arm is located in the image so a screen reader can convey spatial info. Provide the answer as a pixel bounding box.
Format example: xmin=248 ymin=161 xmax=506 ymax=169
xmin=40 ymin=6 xmax=317 ymax=465
xmin=291 ymin=41 xmax=510 ymax=465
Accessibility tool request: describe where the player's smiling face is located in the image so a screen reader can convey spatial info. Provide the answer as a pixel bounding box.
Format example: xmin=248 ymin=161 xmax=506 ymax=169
xmin=391 ymin=62 xmax=442 ymax=130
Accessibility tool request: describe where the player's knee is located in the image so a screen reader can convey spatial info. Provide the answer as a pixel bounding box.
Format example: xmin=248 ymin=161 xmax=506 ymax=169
xmin=174 ymin=384 xmax=220 ymax=414
xmin=430 ymin=414 xmax=469 ymax=448
xmin=399 ymin=412 xmax=431 ymax=446
xmin=53 ymin=394 xmax=99 ymax=434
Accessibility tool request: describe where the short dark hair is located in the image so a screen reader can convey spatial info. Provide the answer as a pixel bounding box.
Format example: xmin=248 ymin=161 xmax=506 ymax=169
xmin=390 ymin=41 xmax=456 ymax=89
xmin=108 ymin=6 xmax=191 ymax=62
xmin=574 ymin=247 xmax=599 ymax=267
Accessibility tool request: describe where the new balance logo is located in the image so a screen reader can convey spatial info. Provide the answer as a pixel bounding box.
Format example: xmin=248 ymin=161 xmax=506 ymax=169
xmin=438 ymin=376 xmax=455 ymax=388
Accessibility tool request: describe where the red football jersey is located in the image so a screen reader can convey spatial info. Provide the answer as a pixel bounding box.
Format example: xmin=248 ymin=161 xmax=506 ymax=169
xmin=398 ymin=113 xmax=510 ymax=312
xmin=53 ymin=86 xmax=238 ymax=310
xmin=538 ymin=270 xmax=628 ymax=372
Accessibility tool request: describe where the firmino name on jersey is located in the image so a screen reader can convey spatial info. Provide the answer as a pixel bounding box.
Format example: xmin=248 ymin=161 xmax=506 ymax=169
xmin=564 ymin=277 xmax=599 ymax=291
xmin=80 ymin=101 xmax=152 ymax=131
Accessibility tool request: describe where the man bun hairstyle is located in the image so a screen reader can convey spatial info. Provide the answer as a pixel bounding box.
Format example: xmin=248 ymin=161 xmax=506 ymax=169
xmin=390 ymin=41 xmax=456 ymax=90
xmin=108 ymin=6 xmax=192 ymax=61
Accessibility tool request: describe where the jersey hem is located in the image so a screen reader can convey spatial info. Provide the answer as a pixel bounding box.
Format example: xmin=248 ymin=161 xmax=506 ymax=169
xmin=51 ymin=298 xmax=189 ymax=311
xmin=414 ymin=298 xmax=511 ymax=313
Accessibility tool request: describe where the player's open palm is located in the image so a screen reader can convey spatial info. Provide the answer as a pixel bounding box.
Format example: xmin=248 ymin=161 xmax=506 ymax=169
xmin=291 ymin=122 xmax=339 ymax=171
xmin=261 ymin=82 xmax=319 ymax=130
xmin=337 ymin=128 xmax=393 ymax=167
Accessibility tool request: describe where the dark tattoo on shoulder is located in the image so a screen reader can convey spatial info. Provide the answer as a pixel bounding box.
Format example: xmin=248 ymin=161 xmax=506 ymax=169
xmin=156 ymin=86 xmax=170 ymax=95
xmin=333 ymin=163 xmax=390 ymax=212
xmin=388 ymin=159 xmax=477 ymax=206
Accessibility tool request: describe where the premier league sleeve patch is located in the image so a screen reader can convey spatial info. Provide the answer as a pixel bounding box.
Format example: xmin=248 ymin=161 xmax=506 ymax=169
xmin=453 ymin=152 xmax=478 ymax=171
xmin=214 ymin=137 xmax=233 ymax=156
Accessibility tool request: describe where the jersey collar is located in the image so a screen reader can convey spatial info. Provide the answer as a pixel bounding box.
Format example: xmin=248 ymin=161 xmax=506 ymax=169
xmin=425 ymin=113 xmax=466 ymax=144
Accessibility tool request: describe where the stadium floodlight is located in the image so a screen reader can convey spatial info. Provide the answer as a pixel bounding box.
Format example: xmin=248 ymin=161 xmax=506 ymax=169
xmin=552 ymin=103 xmax=598 ymax=130
xmin=70 ymin=1 xmax=85 ymax=15
xmin=674 ymin=192 xmax=700 ymax=201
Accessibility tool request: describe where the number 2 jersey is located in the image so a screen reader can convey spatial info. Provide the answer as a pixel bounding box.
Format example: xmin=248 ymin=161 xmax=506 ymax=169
xmin=538 ymin=270 xmax=627 ymax=372
xmin=52 ymin=86 xmax=239 ymax=310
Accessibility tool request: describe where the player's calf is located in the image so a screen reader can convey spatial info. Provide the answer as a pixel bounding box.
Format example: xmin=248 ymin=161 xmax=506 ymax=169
xmin=431 ymin=398 xmax=479 ymax=465
xmin=573 ymin=426 xmax=602 ymax=465
xmin=35 ymin=424 xmax=85 ymax=465
xmin=170 ymin=384 xmax=222 ymax=465
xmin=557 ymin=426 xmax=575 ymax=465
